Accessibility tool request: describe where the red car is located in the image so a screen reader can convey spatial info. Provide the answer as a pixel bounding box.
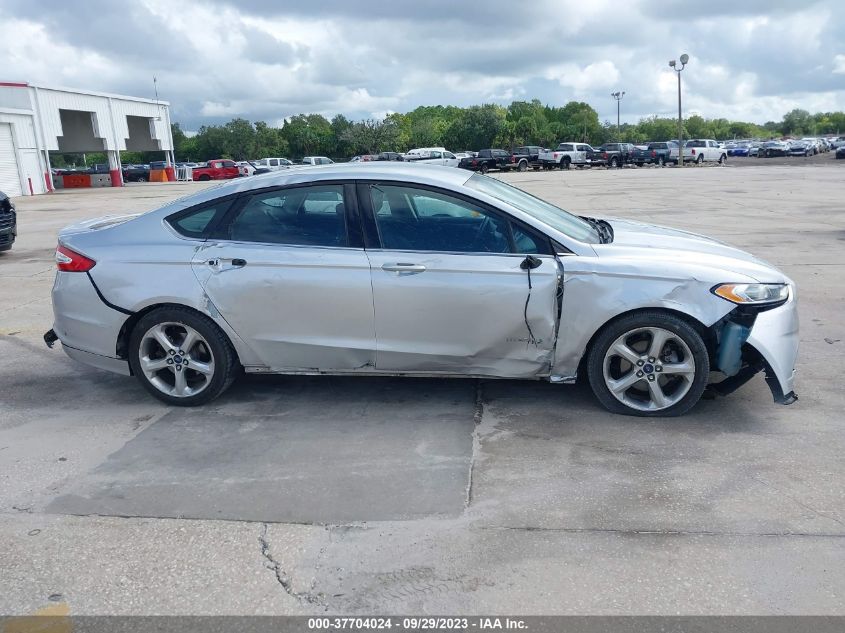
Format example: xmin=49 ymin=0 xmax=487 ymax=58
xmin=191 ymin=159 xmax=240 ymax=181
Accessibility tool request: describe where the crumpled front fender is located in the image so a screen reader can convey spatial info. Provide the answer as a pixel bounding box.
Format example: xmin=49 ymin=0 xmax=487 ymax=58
xmin=745 ymin=291 xmax=799 ymax=402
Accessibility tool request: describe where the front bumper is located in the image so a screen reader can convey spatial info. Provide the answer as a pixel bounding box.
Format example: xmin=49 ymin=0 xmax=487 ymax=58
xmin=0 ymin=209 xmax=16 ymax=251
xmin=745 ymin=290 xmax=799 ymax=403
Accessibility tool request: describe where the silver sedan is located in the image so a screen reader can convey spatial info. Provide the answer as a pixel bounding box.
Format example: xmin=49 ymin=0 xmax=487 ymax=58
xmin=45 ymin=164 xmax=798 ymax=416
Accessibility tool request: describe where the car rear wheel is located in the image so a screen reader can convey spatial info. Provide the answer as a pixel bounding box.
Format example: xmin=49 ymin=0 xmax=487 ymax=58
xmin=198 ymin=174 xmax=211 ymax=181
xmin=480 ymin=163 xmax=489 ymax=174
xmin=718 ymin=154 xmax=727 ymax=164
xmin=128 ymin=307 xmax=239 ymax=406
xmin=518 ymin=160 xmax=528 ymax=172
xmin=137 ymin=175 xmax=147 ymax=182
xmin=658 ymin=156 xmax=666 ymax=167
xmin=587 ymin=311 xmax=709 ymax=417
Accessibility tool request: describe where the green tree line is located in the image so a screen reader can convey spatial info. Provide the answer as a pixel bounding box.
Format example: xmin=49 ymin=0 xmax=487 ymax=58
xmin=173 ymin=103 xmax=845 ymax=162
xmin=51 ymin=103 xmax=845 ymax=167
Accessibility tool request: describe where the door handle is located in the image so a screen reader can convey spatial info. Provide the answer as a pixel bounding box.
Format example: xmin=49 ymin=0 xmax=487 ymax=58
xmin=206 ymin=258 xmax=247 ymax=269
xmin=382 ymin=262 xmax=426 ymax=274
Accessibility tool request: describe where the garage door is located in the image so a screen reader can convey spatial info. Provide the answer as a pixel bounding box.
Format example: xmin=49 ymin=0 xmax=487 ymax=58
xmin=0 ymin=123 xmax=22 ymax=198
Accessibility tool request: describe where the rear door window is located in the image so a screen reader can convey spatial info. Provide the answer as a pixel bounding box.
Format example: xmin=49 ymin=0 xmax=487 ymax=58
xmin=225 ymin=185 xmax=348 ymax=247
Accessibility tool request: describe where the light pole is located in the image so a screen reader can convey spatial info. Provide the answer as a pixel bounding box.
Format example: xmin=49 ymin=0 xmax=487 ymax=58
xmin=611 ymin=91 xmax=625 ymax=138
xmin=669 ymin=54 xmax=689 ymax=166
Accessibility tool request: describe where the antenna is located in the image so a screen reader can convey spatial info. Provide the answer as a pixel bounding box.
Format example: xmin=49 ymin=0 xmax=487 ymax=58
xmin=153 ymin=76 xmax=162 ymax=121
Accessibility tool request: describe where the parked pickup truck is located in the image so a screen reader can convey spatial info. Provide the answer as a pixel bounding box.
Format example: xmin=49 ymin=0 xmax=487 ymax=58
xmin=538 ymin=142 xmax=594 ymax=169
xmin=191 ymin=159 xmax=240 ymax=181
xmin=632 ymin=141 xmax=679 ymax=167
xmin=405 ymin=149 xmax=459 ymax=167
xmin=122 ymin=165 xmax=150 ymax=182
xmin=458 ymin=149 xmax=512 ymax=173
xmin=593 ymin=143 xmax=637 ymax=168
xmin=669 ymin=139 xmax=728 ymax=165
xmin=512 ymin=146 xmax=545 ymax=171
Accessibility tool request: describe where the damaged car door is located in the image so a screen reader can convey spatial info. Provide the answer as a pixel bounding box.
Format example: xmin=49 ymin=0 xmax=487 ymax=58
xmin=192 ymin=183 xmax=376 ymax=371
xmin=359 ymin=182 xmax=560 ymax=377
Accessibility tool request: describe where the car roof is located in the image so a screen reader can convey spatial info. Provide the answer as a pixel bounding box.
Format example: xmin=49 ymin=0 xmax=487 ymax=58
xmin=159 ymin=163 xmax=475 ymax=210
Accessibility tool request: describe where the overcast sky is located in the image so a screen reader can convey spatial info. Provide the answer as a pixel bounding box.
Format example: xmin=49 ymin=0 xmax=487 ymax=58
xmin=2 ymin=0 xmax=844 ymax=131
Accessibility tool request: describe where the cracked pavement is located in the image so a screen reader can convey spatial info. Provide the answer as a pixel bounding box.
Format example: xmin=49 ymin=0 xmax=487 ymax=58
xmin=1 ymin=165 xmax=844 ymax=615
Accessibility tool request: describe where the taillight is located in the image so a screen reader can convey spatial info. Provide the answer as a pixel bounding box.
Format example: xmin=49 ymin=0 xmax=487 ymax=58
xmin=510 ymin=156 xmax=516 ymax=163
xmin=651 ymin=150 xmax=656 ymax=157
xmin=56 ymin=245 xmax=96 ymax=272
xmin=602 ymin=152 xmax=608 ymax=159
xmin=471 ymin=159 xmax=478 ymax=166
xmin=691 ymin=148 xmax=696 ymax=155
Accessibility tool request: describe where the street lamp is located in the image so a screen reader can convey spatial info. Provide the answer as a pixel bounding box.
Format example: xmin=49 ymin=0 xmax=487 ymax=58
xmin=669 ymin=53 xmax=689 ymax=166
xmin=611 ymin=91 xmax=625 ymax=138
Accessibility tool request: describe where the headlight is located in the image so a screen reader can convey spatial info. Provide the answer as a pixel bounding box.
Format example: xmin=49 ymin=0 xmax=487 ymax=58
xmin=712 ymin=283 xmax=790 ymax=305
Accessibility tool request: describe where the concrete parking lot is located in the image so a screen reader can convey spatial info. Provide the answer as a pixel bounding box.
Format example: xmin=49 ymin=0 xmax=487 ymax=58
xmin=1 ymin=163 xmax=843 ymax=615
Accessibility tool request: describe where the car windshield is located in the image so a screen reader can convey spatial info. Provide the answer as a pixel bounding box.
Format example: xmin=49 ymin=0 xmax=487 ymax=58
xmin=466 ymin=174 xmax=600 ymax=244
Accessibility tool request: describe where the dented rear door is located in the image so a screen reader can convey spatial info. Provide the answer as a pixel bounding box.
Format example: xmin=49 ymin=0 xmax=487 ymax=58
xmin=191 ymin=183 xmax=376 ymax=371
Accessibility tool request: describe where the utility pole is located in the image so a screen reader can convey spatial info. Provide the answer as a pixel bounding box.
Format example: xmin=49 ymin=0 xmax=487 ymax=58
xmin=611 ymin=91 xmax=625 ymax=138
xmin=669 ymin=54 xmax=689 ymax=166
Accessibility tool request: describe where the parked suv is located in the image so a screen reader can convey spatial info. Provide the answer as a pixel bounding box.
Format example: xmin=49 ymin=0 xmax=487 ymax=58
xmin=0 ymin=190 xmax=17 ymax=252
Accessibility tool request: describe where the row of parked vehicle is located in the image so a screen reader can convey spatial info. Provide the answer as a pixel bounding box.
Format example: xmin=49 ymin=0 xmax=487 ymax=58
xmin=726 ymin=137 xmax=845 ymax=157
xmin=94 ymin=134 xmax=845 ymax=186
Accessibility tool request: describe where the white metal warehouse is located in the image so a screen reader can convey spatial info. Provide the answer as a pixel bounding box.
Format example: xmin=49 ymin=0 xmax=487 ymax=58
xmin=0 ymin=81 xmax=174 ymax=197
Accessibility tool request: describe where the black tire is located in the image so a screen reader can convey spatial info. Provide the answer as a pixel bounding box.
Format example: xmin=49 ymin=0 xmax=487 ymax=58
xmin=518 ymin=160 xmax=528 ymax=172
xmin=560 ymin=156 xmax=571 ymax=170
xmin=128 ymin=306 xmax=239 ymax=406
xmin=608 ymin=157 xmax=618 ymax=169
xmin=137 ymin=175 xmax=148 ymax=182
xmin=658 ymin=156 xmax=666 ymax=167
xmin=636 ymin=162 xmax=644 ymax=167
xmin=587 ymin=311 xmax=710 ymax=417
xmin=696 ymin=154 xmax=704 ymax=164
xmin=198 ymin=174 xmax=211 ymax=181
xmin=480 ymin=163 xmax=489 ymax=175
xmin=718 ymin=154 xmax=726 ymax=164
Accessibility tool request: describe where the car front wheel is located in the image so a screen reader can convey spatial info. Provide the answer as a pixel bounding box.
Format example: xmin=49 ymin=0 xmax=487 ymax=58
xmin=587 ymin=311 xmax=710 ymax=417
xmin=128 ymin=306 xmax=239 ymax=406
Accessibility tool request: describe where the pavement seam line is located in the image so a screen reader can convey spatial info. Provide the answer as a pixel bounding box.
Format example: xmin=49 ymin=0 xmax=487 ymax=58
xmin=258 ymin=522 xmax=325 ymax=607
xmin=464 ymin=380 xmax=484 ymax=510
xmin=481 ymin=526 xmax=845 ymax=538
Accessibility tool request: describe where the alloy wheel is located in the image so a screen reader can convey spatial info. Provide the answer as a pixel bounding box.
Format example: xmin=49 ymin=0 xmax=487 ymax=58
xmin=602 ymin=326 xmax=696 ymax=412
xmin=138 ymin=322 xmax=216 ymax=398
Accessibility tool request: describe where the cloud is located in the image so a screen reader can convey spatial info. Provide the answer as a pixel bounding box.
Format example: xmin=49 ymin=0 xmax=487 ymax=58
xmin=1 ymin=0 xmax=844 ymax=129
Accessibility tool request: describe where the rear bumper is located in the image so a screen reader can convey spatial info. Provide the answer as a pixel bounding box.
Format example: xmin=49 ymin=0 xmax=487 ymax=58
xmin=61 ymin=343 xmax=131 ymax=376
xmin=745 ymin=289 xmax=799 ymax=403
xmin=50 ymin=271 xmax=129 ymax=369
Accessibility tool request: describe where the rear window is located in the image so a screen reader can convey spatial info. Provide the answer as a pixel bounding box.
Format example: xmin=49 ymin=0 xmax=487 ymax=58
xmin=167 ymin=199 xmax=233 ymax=239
